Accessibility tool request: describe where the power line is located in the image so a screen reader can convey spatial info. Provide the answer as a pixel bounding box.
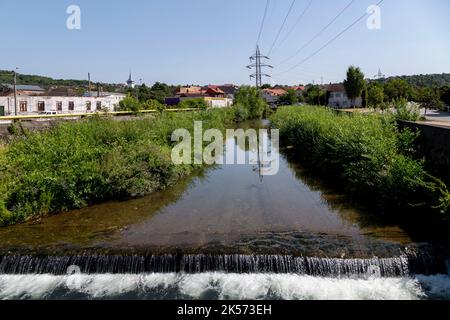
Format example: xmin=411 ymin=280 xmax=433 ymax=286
xmin=267 ymin=0 xmax=297 ymax=56
xmin=277 ymin=0 xmax=385 ymax=76
xmin=277 ymin=0 xmax=355 ymax=66
xmin=274 ymin=0 xmax=314 ymax=54
xmin=256 ymin=0 xmax=271 ymax=46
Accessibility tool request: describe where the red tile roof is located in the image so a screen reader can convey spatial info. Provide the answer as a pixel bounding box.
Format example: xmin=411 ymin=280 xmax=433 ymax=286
xmin=263 ymin=88 xmax=287 ymax=96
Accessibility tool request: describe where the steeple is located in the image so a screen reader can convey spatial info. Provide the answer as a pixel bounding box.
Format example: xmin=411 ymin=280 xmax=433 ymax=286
xmin=127 ymin=71 xmax=135 ymax=89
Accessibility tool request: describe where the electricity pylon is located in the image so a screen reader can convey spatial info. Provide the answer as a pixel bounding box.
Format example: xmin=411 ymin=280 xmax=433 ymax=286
xmin=247 ymin=46 xmax=273 ymax=87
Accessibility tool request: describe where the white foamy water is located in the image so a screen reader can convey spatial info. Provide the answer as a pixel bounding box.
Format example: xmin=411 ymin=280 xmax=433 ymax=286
xmin=1 ymin=273 xmax=450 ymax=300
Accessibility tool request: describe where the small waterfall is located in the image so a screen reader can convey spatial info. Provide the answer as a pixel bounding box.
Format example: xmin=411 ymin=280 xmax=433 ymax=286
xmin=0 ymin=253 xmax=447 ymax=277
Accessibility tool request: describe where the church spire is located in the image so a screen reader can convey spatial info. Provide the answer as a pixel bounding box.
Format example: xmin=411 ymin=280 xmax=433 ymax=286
xmin=127 ymin=71 xmax=135 ymax=88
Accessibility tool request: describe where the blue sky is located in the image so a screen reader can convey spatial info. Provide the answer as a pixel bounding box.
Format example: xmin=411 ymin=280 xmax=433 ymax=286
xmin=1 ymin=0 xmax=449 ymax=85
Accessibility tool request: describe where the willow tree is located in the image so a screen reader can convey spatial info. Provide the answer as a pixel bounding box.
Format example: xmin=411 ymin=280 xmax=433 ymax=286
xmin=344 ymin=66 xmax=365 ymax=108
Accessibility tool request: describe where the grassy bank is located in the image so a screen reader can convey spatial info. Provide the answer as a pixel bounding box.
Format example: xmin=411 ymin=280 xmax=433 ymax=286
xmin=0 ymin=109 xmax=233 ymax=226
xmin=271 ymin=106 xmax=450 ymax=220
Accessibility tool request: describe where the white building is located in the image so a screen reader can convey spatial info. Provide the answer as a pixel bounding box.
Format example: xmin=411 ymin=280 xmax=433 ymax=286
xmin=0 ymin=92 xmax=125 ymax=116
xmin=327 ymin=84 xmax=362 ymax=109
xmin=204 ymin=97 xmax=233 ymax=108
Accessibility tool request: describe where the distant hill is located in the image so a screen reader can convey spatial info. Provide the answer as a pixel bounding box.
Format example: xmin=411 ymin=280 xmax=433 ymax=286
xmin=383 ymin=73 xmax=450 ymax=88
xmin=0 ymin=70 xmax=123 ymax=93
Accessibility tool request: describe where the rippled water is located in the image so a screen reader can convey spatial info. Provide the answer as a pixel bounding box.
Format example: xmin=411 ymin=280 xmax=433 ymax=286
xmin=1 ymin=273 xmax=450 ymax=300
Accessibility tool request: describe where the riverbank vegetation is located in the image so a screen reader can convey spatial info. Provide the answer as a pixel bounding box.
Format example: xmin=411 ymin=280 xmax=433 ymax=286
xmin=232 ymin=86 xmax=268 ymax=121
xmin=0 ymin=109 xmax=234 ymax=226
xmin=271 ymin=106 xmax=450 ymax=221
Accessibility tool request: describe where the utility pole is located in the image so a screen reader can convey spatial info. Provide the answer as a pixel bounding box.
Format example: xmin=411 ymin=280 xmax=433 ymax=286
xmin=247 ymin=45 xmax=273 ymax=87
xmin=13 ymin=68 xmax=18 ymax=116
xmin=88 ymin=72 xmax=92 ymax=95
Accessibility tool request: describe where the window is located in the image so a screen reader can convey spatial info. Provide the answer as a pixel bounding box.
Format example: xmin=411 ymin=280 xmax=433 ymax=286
xmin=19 ymin=101 xmax=27 ymax=112
xmin=96 ymin=101 xmax=102 ymax=110
xmin=86 ymin=101 xmax=92 ymax=111
xmin=37 ymin=101 xmax=45 ymax=112
xmin=68 ymin=101 xmax=75 ymax=111
xmin=56 ymin=101 xmax=63 ymax=111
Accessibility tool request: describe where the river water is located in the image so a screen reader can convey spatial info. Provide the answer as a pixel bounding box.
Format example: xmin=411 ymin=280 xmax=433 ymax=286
xmin=0 ymin=120 xmax=449 ymax=300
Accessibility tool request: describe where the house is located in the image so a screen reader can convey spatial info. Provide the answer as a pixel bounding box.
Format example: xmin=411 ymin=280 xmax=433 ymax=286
xmin=0 ymin=87 xmax=126 ymax=116
xmin=289 ymin=85 xmax=305 ymax=92
xmin=327 ymin=84 xmax=362 ymax=109
xmin=205 ymin=87 xmax=226 ymax=98
xmin=168 ymin=84 xmax=233 ymax=108
xmin=176 ymin=86 xmax=204 ymax=97
xmin=205 ymin=84 xmax=238 ymax=99
xmin=218 ymin=84 xmax=238 ymax=99
xmin=262 ymin=88 xmax=287 ymax=105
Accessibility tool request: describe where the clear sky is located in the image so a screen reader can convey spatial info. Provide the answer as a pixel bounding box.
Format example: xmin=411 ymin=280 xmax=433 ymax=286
xmin=1 ymin=0 xmax=449 ymax=86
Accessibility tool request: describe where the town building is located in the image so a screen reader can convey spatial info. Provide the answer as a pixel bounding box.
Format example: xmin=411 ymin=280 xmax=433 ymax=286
xmin=327 ymin=84 xmax=362 ymax=109
xmin=166 ymin=84 xmax=234 ymax=108
xmin=262 ymin=88 xmax=287 ymax=105
xmin=0 ymin=87 xmax=125 ymax=116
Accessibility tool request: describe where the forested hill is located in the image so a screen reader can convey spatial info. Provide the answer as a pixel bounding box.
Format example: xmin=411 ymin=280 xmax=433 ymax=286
xmin=385 ymin=73 xmax=450 ymax=88
xmin=0 ymin=70 xmax=122 ymax=92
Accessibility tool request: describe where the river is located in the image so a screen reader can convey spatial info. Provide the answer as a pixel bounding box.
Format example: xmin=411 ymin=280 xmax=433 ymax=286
xmin=0 ymin=120 xmax=449 ymax=300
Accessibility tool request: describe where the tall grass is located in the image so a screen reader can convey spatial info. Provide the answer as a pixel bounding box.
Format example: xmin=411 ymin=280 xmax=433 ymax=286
xmin=271 ymin=106 xmax=450 ymax=218
xmin=0 ymin=109 xmax=234 ymax=226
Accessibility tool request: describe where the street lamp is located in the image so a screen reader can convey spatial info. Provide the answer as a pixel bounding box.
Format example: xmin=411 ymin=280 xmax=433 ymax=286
xmin=13 ymin=67 xmax=19 ymax=116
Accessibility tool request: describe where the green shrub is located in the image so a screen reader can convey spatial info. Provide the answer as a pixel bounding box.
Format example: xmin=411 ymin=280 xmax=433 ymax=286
xmin=118 ymin=95 xmax=141 ymax=112
xmin=233 ymin=86 xmax=267 ymax=120
xmin=0 ymin=109 xmax=233 ymax=225
xmin=271 ymin=106 xmax=449 ymax=218
xmin=391 ymin=98 xmax=423 ymax=121
xmin=142 ymin=99 xmax=164 ymax=111
xmin=179 ymin=98 xmax=208 ymax=110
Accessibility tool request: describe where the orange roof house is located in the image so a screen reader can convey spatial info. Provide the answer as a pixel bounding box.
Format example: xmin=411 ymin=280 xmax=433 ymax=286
xmin=262 ymin=88 xmax=287 ymax=97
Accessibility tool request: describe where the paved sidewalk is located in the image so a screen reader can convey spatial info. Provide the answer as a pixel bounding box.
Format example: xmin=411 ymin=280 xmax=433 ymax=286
xmin=420 ymin=109 xmax=450 ymax=128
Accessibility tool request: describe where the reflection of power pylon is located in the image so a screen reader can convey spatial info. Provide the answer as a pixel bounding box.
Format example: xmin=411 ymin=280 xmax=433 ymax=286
xmin=374 ymin=68 xmax=385 ymax=80
xmin=247 ymin=45 xmax=273 ymax=87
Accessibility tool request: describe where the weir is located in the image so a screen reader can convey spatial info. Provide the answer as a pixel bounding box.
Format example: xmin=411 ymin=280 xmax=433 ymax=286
xmin=0 ymin=253 xmax=447 ymax=277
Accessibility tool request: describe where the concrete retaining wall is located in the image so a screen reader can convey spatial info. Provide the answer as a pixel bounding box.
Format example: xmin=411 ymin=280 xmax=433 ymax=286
xmin=398 ymin=120 xmax=450 ymax=182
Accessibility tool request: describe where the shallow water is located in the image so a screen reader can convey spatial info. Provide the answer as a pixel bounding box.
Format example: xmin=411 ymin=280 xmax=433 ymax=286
xmin=0 ymin=120 xmax=412 ymax=256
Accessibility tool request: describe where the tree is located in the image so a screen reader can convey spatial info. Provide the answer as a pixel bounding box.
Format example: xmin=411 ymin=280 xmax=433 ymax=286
xmin=367 ymin=83 xmax=385 ymax=109
xmin=137 ymin=83 xmax=150 ymax=102
xmin=118 ymin=96 xmax=141 ymax=112
xmin=343 ymin=66 xmax=365 ymax=108
xmin=278 ymin=89 xmax=299 ymax=106
xmin=440 ymin=86 xmax=450 ymax=107
xmin=304 ymin=85 xmax=326 ymax=105
xmin=260 ymin=84 xmax=272 ymax=89
xmin=384 ymin=78 xmax=412 ymax=102
xmin=415 ymin=87 xmax=444 ymax=113
xmin=233 ymin=86 xmax=267 ymax=119
xmin=149 ymin=82 xmax=171 ymax=103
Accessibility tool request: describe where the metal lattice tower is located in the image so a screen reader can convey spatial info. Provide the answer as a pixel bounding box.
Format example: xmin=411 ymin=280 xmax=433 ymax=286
xmin=247 ymin=46 xmax=273 ymax=87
